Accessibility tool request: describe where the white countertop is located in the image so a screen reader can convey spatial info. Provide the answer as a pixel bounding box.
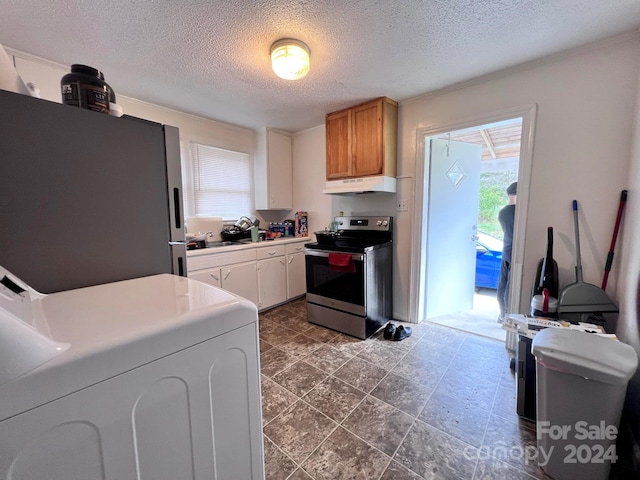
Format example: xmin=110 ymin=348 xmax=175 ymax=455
xmin=187 ymin=236 xmax=311 ymax=257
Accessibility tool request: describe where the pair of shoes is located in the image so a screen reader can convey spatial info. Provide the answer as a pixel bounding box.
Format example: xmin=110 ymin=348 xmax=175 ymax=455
xmin=383 ymin=322 xmax=413 ymax=341
xmin=393 ymin=325 xmax=412 ymax=341
xmin=383 ymin=322 xmax=396 ymax=339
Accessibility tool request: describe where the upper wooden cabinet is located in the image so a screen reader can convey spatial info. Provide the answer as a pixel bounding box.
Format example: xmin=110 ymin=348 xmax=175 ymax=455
xmin=326 ymin=97 xmax=398 ymax=180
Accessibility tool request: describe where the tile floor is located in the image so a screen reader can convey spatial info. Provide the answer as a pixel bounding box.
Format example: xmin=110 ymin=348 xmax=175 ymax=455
xmin=259 ymin=299 xmax=551 ymax=480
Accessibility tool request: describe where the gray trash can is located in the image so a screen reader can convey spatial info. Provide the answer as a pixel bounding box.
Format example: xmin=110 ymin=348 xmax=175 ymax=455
xmin=532 ymin=328 xmax=638 ymax=480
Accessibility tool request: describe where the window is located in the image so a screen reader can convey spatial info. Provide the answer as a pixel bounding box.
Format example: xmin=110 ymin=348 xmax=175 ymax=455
xmin=180 ymin=141 xmax=252 ymax=220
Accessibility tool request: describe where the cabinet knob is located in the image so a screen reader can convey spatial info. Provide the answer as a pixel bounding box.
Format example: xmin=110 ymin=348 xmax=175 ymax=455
xmin=210 ymin=273 xmax=219 ymax=281
xmin=279 ymin=259 xmax=285 ymax=265
xmin=268 ymin=250 xmax=276 ymax=256
xmin=288 ymin=257 xmax=294 ymax=264
xmin=223 ymin=270 xmax=231 ymax=280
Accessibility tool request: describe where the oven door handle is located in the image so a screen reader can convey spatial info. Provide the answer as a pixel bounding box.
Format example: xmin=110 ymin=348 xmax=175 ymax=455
xmin=304 ymin=249 xmax=364 ymax=262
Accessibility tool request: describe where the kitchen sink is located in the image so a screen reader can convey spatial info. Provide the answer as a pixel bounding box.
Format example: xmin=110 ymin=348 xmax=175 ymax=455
xmin=204 ymin=240 xmax=251 ymax=248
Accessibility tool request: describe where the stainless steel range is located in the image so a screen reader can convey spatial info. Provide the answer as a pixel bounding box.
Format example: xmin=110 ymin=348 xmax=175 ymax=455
xmin=304 ymin=216 xmax=393 ymax=339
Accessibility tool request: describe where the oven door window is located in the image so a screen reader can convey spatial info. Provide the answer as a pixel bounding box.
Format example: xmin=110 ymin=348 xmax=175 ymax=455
xmin=305 ymin=253 xmax=364 ymax=306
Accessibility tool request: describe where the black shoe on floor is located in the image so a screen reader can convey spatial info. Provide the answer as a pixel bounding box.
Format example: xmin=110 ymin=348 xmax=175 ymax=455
xmin=383 ymin=322 xmax=396 ymax=340
xmin=393 ymin=325 xmax=412 ymax=341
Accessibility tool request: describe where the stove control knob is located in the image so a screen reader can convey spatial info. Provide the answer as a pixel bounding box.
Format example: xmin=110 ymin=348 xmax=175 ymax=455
xmin=382 ymin=220 xmax=388 ymax=227
xmin=377 ymin=220 xmax=383 ymax=226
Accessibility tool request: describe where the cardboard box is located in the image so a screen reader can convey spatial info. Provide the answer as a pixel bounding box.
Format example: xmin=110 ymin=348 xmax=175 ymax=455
xmin=294 ymin=211 xmax=308 ymax=237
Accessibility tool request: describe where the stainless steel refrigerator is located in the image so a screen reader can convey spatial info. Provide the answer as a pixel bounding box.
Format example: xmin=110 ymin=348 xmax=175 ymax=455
xmin=0 ymin=89 xmax=186 ymax=293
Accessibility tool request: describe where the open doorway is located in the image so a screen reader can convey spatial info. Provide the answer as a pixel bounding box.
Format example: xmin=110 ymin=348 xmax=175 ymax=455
xmin=417 ymin=117 xmax=524 ymax=341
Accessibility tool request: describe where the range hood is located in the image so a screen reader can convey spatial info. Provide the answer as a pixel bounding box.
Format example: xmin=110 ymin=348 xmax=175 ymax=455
xmin=323 ymin=175 xmax=396 ymax=195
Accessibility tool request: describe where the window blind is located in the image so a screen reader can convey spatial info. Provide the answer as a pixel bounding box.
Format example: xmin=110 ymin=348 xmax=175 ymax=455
xmin=181 ymin=141 xmax=252 ymax=221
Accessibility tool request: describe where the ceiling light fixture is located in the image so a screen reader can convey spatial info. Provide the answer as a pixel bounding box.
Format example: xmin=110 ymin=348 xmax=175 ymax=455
xmin=270 ymin=38 xmax=310 ymax=80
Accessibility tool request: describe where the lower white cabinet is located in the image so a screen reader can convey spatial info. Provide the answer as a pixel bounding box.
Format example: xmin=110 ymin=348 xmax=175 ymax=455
xmin=257 ymin=257 xmax=287 ymax=311
xmin=188 ymin=239 xmax=308 ymax=311
xmin=220 ymin=262 xmax=259 ymax=306
xmin=256 ymin=244 xmax=287 ymax=311
xmin=189 ymin=267 xmax=222 ymax=288
xmin=286 ymin=251 xmax=306 ymax=299
xmin=189 ymin=262 xmax=258 ymax=306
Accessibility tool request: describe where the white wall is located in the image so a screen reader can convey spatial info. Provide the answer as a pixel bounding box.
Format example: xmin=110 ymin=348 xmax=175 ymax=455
xmin=9 ymin=50 xmax=256 ymax=155
xmin=617 ymin=49 xmax=640 ymax=459
xmin=291 ymin=125 xmax=332 ymax=235
xmin=399 ymin=35 xmax=640 ymax=319
xmin=7 ymin=49 xmax=294 ymax=227
xmin=292 ymin=34 xmax=640 ymax=323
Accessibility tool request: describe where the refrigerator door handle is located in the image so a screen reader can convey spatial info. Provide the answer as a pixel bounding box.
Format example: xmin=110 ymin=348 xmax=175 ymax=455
xmin=170 ymin=243 xmax=187 ymax=277
xmin=164 ymin=125 xmax=185 ymax=243
xmin=173 ymin=187 xmax=182 ymax=230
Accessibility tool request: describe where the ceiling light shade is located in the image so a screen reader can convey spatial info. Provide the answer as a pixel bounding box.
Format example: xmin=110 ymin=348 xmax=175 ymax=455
xmin=270 ymin=38 xmax=310 ymax=80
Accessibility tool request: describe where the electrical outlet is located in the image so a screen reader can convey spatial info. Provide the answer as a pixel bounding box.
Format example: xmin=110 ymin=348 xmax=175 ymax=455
xmin=397 ymin=199 xmax=408 ymax=211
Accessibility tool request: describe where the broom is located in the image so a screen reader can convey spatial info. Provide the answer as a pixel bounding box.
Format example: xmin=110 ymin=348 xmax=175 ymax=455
xmin=558 ymin=200 xmax=618 ymax=317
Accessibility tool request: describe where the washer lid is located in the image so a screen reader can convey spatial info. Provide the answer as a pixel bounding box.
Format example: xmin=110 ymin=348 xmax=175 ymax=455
xmin=0 ymin=274 xmax=257 ymax=421
xmin=532 ymin=328 xmax=638 ymax=385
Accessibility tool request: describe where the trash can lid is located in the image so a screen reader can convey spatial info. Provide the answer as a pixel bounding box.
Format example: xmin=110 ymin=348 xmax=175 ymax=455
xmin=531 ymin=328 xmax=638 ymax=385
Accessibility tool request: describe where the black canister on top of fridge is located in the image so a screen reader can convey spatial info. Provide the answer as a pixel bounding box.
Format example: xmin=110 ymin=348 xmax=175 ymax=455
xmin=61 ymin=64 xmax=111 ymax=114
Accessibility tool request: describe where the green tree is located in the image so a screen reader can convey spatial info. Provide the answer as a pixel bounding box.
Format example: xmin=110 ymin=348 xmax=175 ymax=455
xmin=477 ymin=172 xmax=516 ymax=240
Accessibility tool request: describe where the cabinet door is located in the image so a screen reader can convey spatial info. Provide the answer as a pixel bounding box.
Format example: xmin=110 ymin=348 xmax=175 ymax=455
xmin=326 ymin=109 xmax=352 ymax=179
xmin=286 ymin=252 xmax=306 ymax=299
xmin=352 ymin=99 xmax=383 ymax=177
xmin=221 ymin=262 xmax=258 ymax=306
xmin=257 ymin=257 xmax=287 ymax=310
xmin=255 ymin=129 xmax=292 ymax=210
xmin=267 ymin=130 xmax=292 ymax=209
xmin=188 ymin=267 xmax=221 ymax=288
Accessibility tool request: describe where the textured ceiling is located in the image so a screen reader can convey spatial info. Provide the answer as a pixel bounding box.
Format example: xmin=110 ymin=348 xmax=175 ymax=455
xmin=1 ymin=0 xmax=640 ymax=133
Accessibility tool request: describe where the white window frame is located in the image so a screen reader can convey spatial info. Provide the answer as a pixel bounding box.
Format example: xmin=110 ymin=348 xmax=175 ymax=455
xmin=180 ymin=140 xmax=253 ymax=221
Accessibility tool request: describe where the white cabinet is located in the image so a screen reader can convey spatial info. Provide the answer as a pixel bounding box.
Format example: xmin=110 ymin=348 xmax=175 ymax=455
xmin=188 ymin=267 xmax=221 ymax=288
xmin=221 ymin=262 xmax=258 ymax=306
xmin=256 ymin=244 xmax=287 ymax=310
xmin=188 ymin=239 xmax=309 ymax=311
xmin=188 ymin=249 xmax=258 ymax=305
xmin=286 ymin=248 xmax=306 ymax=300
xmin=254 ymin=128 xmax=292 ymax=210
xmin=257 ymin=257 xmax=287 ymax=310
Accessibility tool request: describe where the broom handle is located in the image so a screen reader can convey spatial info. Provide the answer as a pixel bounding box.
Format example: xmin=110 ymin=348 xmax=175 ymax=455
xmin=573 ymin=200 xmax=583 ymax=283
xmin=602 ymin=190 xmax=628 ymax=290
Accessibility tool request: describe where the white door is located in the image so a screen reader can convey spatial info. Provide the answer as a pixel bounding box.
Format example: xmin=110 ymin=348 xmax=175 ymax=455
xmin=267 ymin=130 xmax=292 ymax=209
xmin=286 ymin=252 xmax=306 ymax=299
xmin=221 ymin=262 xmax=258 ymax=306
xmin=257 ymin=257 xmax=287 ymax=310
xmin=424 ymin=138 xmax=481 ymax=319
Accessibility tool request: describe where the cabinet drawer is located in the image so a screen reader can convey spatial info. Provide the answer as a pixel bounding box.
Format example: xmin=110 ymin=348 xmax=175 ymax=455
xmin=256 ymin=245 xmax=285 ymax=260
xmin=285 ymin=242 xmax=307 ymax=254
xmin=188 ymin=249 xmax=257 ymax=272
xmin=188 ymin=267 xmax=222 ymax=288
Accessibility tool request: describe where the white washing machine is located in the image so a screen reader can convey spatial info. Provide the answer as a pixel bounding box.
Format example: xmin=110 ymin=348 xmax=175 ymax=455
xmin=0 ymin=272 xmax=264 ymax=479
